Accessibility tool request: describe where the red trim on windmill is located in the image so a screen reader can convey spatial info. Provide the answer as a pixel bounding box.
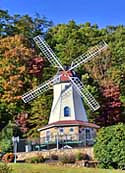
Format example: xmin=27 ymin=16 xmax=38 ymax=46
xmin=60 ymin=71 xmax=72 ymax=81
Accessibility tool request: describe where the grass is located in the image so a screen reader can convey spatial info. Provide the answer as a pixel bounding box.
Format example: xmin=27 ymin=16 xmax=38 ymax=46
xmin=10 ymin=163 xmax=125 ymax=173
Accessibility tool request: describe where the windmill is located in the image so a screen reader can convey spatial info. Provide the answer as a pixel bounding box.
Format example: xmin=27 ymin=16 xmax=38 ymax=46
xmin=21 ymin=36 xmax=108 ymax=149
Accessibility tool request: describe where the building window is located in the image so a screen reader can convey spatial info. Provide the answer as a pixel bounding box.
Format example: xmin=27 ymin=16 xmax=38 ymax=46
xmin=45 ymin=130 xmax=51 ymax=142
xmin=64 ymin=106 xmax=70 ymax=117
xmin=69 ymin=128 xmax=74 ymax=133
xmin=59 ymin=128 xmax=64 ymax=134
xmin=86 ymin=129 xmax=91 ymax=139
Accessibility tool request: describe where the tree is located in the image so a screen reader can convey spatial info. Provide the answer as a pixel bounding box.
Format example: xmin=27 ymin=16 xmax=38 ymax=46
xmin=84 ymin=50 xmax=112 ymax=83
xmin=15 ymin=112 xmax=29 ymax=135
xmin=94 ymin=123 xmax=125 ymax=169
xmin=0 ymin=9 xmax=53 ymax=38
xmin=0 ymin=10 xmax=53 ymax=135
xmin=46 ymin=20 xmax=88 ymax=65
xmin=81 ymin=73 xmax=101 ymax=122
xmin=0 ymin=35 xmax=44 ymax=130
xmin=0 ymin=121 xmax=14 ymax=153
xmin=0 ymin=9 xmax=14 ymax=37
xmin=27 ymin=94 xmax=52 ymax=138
xmin=96 ymin=81 xmax=122 ymax=126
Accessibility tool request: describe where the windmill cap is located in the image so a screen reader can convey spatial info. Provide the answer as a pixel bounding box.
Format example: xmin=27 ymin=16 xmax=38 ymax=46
xmin=60 ymin=70 xmax=72 ymax=82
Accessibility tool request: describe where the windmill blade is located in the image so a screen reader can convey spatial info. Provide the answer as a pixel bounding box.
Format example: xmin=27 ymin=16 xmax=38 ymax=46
xmin=22 ymin=75 xmax=61 ymax=103
xmin=33 ymin=35 xmax=64 ymax=70
xmin=69 ymin=41 xmax=108 ymax=71
xmin=69 ymin=77 xmax=100 ymax=111
xmin=62 ymin=84 xmax=72 ymax=98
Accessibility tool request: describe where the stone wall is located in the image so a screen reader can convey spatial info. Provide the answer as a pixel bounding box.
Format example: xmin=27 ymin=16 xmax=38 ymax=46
xmin=17 ymin=147 xmax=94 ymax=161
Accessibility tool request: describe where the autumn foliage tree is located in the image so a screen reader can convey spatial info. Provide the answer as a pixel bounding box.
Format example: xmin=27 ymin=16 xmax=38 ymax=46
xmin=0 ymin=10 xmax=53 ymax=137
xmin=15 ymin=112 xmax=29 ymax=134
xmin=96 ymin=81 xmax=122 ymax=126
xmin=83 ymin=51 xmax=122 ymax=126
xmin=28 ymin=56 xmax=44 ymax=77
xmin=0 ymin=35 xmax=44 ymax=130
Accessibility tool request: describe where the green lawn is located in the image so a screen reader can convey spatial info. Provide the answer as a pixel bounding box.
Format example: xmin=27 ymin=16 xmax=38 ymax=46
xmin=10 ymin=164 xmax=125 ymax=173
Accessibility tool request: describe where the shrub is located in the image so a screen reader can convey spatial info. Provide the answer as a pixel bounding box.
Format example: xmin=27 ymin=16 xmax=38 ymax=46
xmin=59 ymin=154 xmax=76 ymax=164
xmin=94 ymin=123 xmax=125 ymax=169
xmin=25 ymin=155 xmax=45 ymax=163
xmin=50 ymin=154 xmax=58 ymax=160
xmin=0 ymin=163 xmax=12 ymax=173
xmin=2 ymin=153 xmax=14 ymax=163
xmin=76 ymin=152 xmax=91 ymax=161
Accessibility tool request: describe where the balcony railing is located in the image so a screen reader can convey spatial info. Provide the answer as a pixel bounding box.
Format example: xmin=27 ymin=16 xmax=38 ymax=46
xmin=16 ymin=134 xmax=95 ymax=152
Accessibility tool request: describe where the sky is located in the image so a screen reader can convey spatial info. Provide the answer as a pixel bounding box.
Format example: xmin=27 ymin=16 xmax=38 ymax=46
xmin=0 ymin=0 xmax=125 ymax=28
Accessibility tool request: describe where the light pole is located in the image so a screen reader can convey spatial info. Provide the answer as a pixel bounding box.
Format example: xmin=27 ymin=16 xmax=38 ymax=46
xmin=56 ymin=132 xmax=59 ymax=150
xmin=12 ymin=136 xmax=19 ymax=163
xmin=55 ymin=127 xmax=59 ymax=150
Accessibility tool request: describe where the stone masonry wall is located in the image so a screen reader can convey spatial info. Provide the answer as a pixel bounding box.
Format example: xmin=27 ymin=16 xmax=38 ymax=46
xmin=17 ymin=147 xmax=94 ymax=161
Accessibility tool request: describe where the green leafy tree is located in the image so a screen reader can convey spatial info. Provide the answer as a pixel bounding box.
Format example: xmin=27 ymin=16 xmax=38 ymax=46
xmin=27 ymin=94 xmax=52 ymax=137
xmin=0 ymin=121 xmax=14 ymax=153
xmin=0 ymin=9 xmax=52 ymax=38
xmin=0 ymin=9 xmax=14 ymax=37
xmin=94 ymin=123 xmax=125 ymax=169
xmin=46 ymin=20 xmax=88 ymax=65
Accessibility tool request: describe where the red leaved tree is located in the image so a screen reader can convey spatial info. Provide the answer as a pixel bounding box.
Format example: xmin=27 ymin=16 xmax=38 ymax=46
xmin=28 ymin=56 xmax=44 ymax=77
xmin=96 ymin=81 xmax=122 ymax=126
xmin=15 ymin=112 xmax=29 ymax=134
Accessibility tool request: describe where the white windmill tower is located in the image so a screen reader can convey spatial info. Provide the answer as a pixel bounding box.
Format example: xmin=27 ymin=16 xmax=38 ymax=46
xmin=22 ymin=36 xmax=108 ymax=148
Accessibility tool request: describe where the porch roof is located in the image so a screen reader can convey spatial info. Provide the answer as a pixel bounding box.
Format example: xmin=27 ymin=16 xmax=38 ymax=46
xmin=38 ymin=120 xmax=100 ymax=131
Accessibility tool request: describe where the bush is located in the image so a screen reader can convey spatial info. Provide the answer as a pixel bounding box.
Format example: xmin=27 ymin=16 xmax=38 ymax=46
xmin=2 ymin=153 xmax=14 ymax=163
xmin=59 ymin=154 xmax=76 ymax=164
xmin=25 ymin=155 xmax=45 ymax=163
xmin=76 ymin=152 xmax=91 ymax=161
xmin=50 ymin=154 xmax=58 ymax=160
xmin=0 ymin=164 xmax=12 ymax=173
xmin=94 ymin=123 xmax=125 ymax=169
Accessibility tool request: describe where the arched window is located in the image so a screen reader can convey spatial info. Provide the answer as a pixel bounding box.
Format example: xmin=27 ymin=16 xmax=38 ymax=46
xmin=64 ymin=106 xmax=70 ymax=117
